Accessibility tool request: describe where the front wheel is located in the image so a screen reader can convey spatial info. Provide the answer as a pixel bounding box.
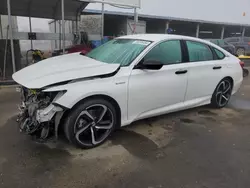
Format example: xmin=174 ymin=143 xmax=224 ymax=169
xmin=64 ymin=98 xmax=118 ymax=149
xmin=211 ymin=79 xmax=233 ymax=108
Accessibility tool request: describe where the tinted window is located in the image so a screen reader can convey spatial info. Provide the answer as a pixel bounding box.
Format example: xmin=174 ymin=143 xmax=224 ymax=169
xmin=186 ymin=41 xmax=213 ymax=62
xmin=144 ymin=40 xmax=182 ymax=65
xmin=213 ymin=48 xmax=225 ymax=59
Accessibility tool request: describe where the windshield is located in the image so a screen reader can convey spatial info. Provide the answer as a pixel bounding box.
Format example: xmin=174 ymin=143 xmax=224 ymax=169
xmin=86 ymin=39 xmax=151 ymax=66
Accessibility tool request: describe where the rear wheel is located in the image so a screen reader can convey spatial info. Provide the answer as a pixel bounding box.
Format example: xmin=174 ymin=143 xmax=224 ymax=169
xmin=64 ymin=98 xmax=118 ymax=149
xmin=211 ymin=78 xmax=233 ymax=108
xmin=236 ymin=48 xmax=245 ymax=56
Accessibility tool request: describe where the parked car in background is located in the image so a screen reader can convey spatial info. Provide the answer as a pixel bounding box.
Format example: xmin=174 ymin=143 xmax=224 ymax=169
xmin=52 ymin=44 xmax=92 ymax=56
xmin=224 ymin=37 xmax=250 ymax=56
xmin=208 ymin=39 xmax=236 ymax=55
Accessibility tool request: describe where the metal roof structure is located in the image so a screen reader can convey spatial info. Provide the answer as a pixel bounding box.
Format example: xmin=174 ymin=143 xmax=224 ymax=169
xmin=84 ymin=9 xmax=250 ymax=27
xmin=0 ymin=0 xmax=89 ymax=20
xmin=0 ymin=0 xmax=139 ymax=74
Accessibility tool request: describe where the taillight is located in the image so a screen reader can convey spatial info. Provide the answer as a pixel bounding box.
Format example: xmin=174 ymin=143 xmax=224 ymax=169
xmin=239 ymin=61 xmax=245 ymax=68
xmin=248 ymin=42 xmax=250 ymax=45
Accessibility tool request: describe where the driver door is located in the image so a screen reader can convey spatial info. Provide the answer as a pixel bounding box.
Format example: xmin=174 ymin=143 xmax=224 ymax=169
xmin=128 ymin=40 xmax=188 ymax=121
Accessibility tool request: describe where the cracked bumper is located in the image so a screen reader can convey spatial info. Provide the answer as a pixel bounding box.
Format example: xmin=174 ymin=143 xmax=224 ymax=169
xmin=36 ymin=104 xmax=63 ymax=123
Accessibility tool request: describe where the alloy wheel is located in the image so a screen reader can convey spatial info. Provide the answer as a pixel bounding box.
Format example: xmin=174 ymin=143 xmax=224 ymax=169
xmin=236 ymin=48 xmax=245 ymax=56
xmin=74 ymin=104 xmax=114 ymax=147
xmin=215 ymin=80 xmax=232 ymax=107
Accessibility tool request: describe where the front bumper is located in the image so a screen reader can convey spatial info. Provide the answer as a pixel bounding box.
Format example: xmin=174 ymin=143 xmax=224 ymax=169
xmin=17 ymin=87 xmax=66 ymax=139
xmin=36 ymin=104 xmax=63 ymax=123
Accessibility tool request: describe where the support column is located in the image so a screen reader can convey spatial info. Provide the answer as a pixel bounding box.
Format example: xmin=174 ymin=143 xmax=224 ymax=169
xmin=101 ymin=2 xmax=104 ymax=40
xmin=61 ymin=0 xmax=65 ymax=54
xmin=221 ymin=26 xmax=225 ymax=39
xmin=165 ymin=21 xmax=170 ymax=34
xmin=196 ymin=24 xmax=200 ymax=38
xmin=59 ymin=20 xmax=61 ymax=50
xmin=29 ymin=16 xmax=33 ymax=49
xmin=54 ymin=20 xmax=57 ymax=49
xmin=134 ymin=8 xmax=138 ymax=23
xmin=133 ymin=8 xmax=138 ymax=34
xmin=0 ymin=16 xmax=3 ymax=39
xmin=242 ymin=27 xmax=246 ymax=37
xmin=7 ymin=0 xmax=16 ymax=73
xmin=76 ymin=18 xmax=78 ymax=34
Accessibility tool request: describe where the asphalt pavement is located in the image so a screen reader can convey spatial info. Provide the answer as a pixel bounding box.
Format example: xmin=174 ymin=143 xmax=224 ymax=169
xmin=0 ymin=74 xmax=250 ymax=188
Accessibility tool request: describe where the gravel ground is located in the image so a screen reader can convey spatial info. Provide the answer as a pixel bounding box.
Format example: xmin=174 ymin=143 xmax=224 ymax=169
xmin=0 ymin=73 xmax=250 ymax=188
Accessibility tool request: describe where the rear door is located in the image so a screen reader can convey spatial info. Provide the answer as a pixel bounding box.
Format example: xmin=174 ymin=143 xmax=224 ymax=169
xmin=184 ymin=40 xmax=226 ymax=102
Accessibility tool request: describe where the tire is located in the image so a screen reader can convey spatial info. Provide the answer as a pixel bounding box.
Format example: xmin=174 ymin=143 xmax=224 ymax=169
xmin=63 ymin=98 xmax=118 ymax=149
xmin=243 ymin=68 xmax=249 ymax=77
xmin=236 ymin=48 xmax=245 ymax=56
xmin=211 ymin=78 xmax=233 ymax=108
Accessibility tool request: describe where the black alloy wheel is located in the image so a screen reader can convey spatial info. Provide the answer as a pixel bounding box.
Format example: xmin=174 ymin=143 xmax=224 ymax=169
xmin=64 ymin=98 xmax=118 ymax=149
xmin=211 ymin=79 xmax=232 ymax=108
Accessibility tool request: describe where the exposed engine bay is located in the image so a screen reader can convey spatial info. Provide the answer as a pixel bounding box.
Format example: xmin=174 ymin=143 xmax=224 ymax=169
xmin=17 ymin=87 xmax=64 ymax=141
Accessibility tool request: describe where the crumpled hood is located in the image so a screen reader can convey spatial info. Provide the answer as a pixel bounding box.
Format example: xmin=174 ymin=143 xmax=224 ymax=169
xmin=12 ymin=53 xmax=120 ymax=89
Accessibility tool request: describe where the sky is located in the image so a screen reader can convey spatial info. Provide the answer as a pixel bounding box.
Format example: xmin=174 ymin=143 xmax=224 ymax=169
xmin=17 ymin=0 xmax=250 ymax=50
xmin=87 ymin=0 xmax=250 ymax=24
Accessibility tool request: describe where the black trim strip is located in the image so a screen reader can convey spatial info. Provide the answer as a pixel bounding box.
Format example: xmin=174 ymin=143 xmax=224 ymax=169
xmin=180 ymin=40 xmax=189 ymax=63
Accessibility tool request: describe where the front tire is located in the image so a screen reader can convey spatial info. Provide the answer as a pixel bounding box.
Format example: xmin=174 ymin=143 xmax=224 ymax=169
xmin=64 ymin=98 xmax=118 ymax=149
xmin=211 ymin=78 xmax=233 ymax=108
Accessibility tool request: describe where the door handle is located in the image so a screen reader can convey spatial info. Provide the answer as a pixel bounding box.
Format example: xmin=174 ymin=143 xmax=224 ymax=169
xmin=213 ymin=66 xmax=222 ymax=70
xmin=175 ymin=70 xmax=188 ymax=75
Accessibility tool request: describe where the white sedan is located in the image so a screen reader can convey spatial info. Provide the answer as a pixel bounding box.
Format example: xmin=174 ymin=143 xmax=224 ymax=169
xmin=13 ymin=34 xmax=243 ymax=148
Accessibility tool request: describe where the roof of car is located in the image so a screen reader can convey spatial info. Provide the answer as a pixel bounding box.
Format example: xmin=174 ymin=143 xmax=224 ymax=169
xmin=118 ymin=34 xmax=211 ymax=43
xmin=118 ymin=34 xmax=232 ymax=55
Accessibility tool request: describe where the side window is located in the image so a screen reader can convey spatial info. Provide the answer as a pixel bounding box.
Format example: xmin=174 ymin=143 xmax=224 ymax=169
xmin=213 ymin=48 xmax=225 ymax=59
xmin=144 ymin=40 xmax=182 ymax=65
xmin=186 ymin=41 xmax=213 ymax=62
xmin=226 ymin=38 xmax=239 ymax=43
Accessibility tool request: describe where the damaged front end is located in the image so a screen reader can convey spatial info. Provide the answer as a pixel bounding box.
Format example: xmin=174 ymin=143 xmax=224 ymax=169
xmin=17 ymin=87 xmax=65 ymax=141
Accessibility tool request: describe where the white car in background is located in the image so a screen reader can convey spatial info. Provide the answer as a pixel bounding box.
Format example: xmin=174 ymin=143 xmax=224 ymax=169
xmin=13 ymin=34 xmax=243 ymax=149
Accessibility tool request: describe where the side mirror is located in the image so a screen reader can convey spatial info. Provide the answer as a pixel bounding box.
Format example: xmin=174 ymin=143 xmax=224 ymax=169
xmin=135 ymin=60 xmax=163 ymax=70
